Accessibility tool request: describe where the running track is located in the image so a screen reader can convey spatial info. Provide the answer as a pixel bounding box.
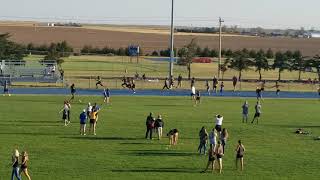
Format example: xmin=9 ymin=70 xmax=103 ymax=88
xmin=6 ymin=88 xmax=320 ymax=99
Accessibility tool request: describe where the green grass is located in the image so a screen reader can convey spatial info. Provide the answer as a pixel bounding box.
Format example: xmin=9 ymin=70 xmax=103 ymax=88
xmin=0 ymin=95 xmax=319 ymax=179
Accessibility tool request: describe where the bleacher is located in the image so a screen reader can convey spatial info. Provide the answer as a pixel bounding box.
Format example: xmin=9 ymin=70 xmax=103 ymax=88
xmin=0 ymin=60 xmax=61 ymax=84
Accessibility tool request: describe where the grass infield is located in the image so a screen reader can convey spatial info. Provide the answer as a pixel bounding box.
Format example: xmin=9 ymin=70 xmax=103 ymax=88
xmin=0 ymin=95 xmax=319 ymax=179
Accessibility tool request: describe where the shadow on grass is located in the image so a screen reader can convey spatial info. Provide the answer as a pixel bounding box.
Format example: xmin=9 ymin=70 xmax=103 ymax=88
xmin=112 ymin=167 xmax=199 ymax=173
xmin=61 ymin=136 xmax=142 ymax=141
xmin=125 ymin=149 xmax=198 ymax=157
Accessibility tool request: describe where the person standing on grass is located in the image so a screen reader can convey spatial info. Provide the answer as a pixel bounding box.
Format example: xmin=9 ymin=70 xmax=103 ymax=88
xmin=232 ymin=75 xmax=238 ymax=92
xmin=220 ymin=82 xmax=224 ymax=95
xmin=209 ymin=128 xmax=217 ymax=149
xmin=86 ymin=103 xmax=92 ymax=120
xmin=191 ymin=85 xmax=196 ymax=101
xmin=215 ymin=114 xmax=223 ymax=133
xmin=89 ymin=109 xmax=98 ymax=135
xmin=177 ymin=74 xmax=182 ymax=88
xmin=215 ymin=141 xmax=224 ymax=174
xmin=79 ymin=109 xmax=87 ymax=135
xmin=242 ymin=101 xmax=249 ymax=123
xmin=60 ymin=100 xmax=71 ymax=126
xmin=103 ymin=88 xmax=110 ymax=103
xmin=167 ymin=129 xmax=179 ymax=145
xmin=201 ymin=144 xmax=216 ymax=173
xmin=251 ymin=101 xmax=262 ymax=124
xmin=198 ymin=127 xmax=208 ymax=155
xmin=70 ymin=83 xmax=76 ymax=101
xmin=155 ymin=115 xmax=164 ymax=140
xmin=20 ymin=151 xmax=31 ymax=180
xmin=206 ymin=80 xmax=211 ymax=95
xmin=96 ymin=76 xmax=104 ymax=89
xmin=11 ymin=149 xmax=21 ymax=180
xmin=212 ymin=76 xmax=218 ymax=93
xmin=220 ymin=128 xmax=229 ymax=153
xmin=235 ymin=140 xmax=246 ymax=171
xmin=195 ymin=90 xmax=201 ymax=105
xmin=145 ymin=113 xmax=155 ymax=139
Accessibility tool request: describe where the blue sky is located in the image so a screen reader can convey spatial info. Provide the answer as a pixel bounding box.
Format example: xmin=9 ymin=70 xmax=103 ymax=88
xmin=0 ymin=0 xmax=319 ymax=29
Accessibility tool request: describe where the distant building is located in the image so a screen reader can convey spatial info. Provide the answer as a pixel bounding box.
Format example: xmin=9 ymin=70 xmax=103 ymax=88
xmin=47 ymin=23 xmax=55 ymax=27
xmin=310 ymin=32 xmax=320 ymax=38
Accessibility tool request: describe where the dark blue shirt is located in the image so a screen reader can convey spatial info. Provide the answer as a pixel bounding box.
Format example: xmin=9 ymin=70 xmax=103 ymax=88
xmin=80 ymin=112 xmax=87 ymax=124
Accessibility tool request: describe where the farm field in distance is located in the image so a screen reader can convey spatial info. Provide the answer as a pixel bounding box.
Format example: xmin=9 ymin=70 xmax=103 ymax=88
xmin=0 ymin=95 xmax=319 ymax=179
xmin=0 ymin=23 xmax=320 ymax=56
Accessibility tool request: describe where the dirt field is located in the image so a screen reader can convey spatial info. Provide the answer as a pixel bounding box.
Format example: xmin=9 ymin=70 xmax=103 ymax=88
xmin=1 ymin=24 xmax=320 ymax=56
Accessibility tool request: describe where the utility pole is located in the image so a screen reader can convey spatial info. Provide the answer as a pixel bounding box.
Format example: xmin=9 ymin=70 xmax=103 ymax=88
xmin=169 ymin=0 xmax=175 ymax=78
xmin=218 ymin=17 xmax=224 ymax=80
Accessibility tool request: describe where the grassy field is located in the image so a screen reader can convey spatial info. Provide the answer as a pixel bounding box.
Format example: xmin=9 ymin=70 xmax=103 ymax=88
xmin=19 ymin=55 xmax=319 ymax=91
xmin=0 ymin=95 xmax=319 ymax=179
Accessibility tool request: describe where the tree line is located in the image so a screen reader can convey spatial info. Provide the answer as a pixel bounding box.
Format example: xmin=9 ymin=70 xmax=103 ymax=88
xmin=177 ymin=39 xmax=320 ymax=81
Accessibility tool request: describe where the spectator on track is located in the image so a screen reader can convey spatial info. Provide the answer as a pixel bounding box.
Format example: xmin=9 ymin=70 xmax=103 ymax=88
xmin=162 ymin=78 xmax=170 ymax=90
xmin=201 ymin=144 xmax=216 ymax=173
xmin=232 ymin=75 xmax=238 ymax=92
xmin=212 ymin=76 xmax=218 ymax=93
xmin=20 ymin=151 xmax=31 ymax=180
xmin=11 ymin=149 xmax=21 ymax=180
xmin=256 ymin=87 xmax=262 ymax=100
xmin=215 ymin=141 xmax=224 ymax=174
xmin=242 ymin=101 xmax=249 ymax=123
xmin=206 ymin=80 xmax=211 ymax=95
xmin=215 ymin=114 xmax=223 ymax=133
xmin=220 ymin=128 xmax=229 ymax=153
xmin=80 ymin=109 xmax=87 ymax=135
xmin=220 ymin=82 xmax=224 ymax=95
xmin=70 ymin=84 xmax=76 ymax=101
xmin=251 ymin=101 xmax=262 ymax=124
xmin=198 ymin=127 xmax=208 ymax=155
xmin=177 ymin=74 xmax=182 ymax=88
xmin=3 ymin=80 xmax=10 ymax=96
xmin=96 ymin=76 xmax=104 ymax=89
xmin=155 ymin=115 xmax=164 ymax=140
xmin=235 ymin=140 xmax=246 ymax=171
xmin=121 ymin=76 xmax=128 ymax=88
xmin=170 ymin=76 xmax=175 ymax=89
xmin=167 ymin=129 xmax=179 ymax=145
xmin=191 ymin=77 xmax=195 ymax=87
xmin=145 ymin=113 xmax=155 ymax=139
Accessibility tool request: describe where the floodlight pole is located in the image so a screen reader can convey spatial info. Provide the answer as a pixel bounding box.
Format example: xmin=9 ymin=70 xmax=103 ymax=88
xmin=169 ymin=0 xmax=175 ymax=78
xmin=218 ymin=17 xmax=224 ymax=80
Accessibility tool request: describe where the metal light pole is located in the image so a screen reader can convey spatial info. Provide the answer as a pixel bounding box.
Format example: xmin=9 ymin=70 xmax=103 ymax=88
xmin=169 ymin=0 xmax=175 ymax=78
xmin=218 ymin=17 xmax=224 ymax=80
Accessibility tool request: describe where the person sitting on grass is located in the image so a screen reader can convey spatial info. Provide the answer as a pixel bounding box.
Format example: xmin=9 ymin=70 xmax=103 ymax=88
xmin=155 ymin=115 xmax=164 ymax=140
xmin=201 ymin=144 xmax=216 ymax=173
xmin=79 ymin=109 xmax=87 ymax=135
xmin=295 ymin=128 xmax=310 ymax=135
xmin=235 ymin=140 xmax=246 ymax=171
xmin=167 ymin=129 xmax=179 ymax=146
xmin=20 ymin=151 xmax=31 ymax=180
xmin=215 ymin=141 xmax=224 ymax=174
